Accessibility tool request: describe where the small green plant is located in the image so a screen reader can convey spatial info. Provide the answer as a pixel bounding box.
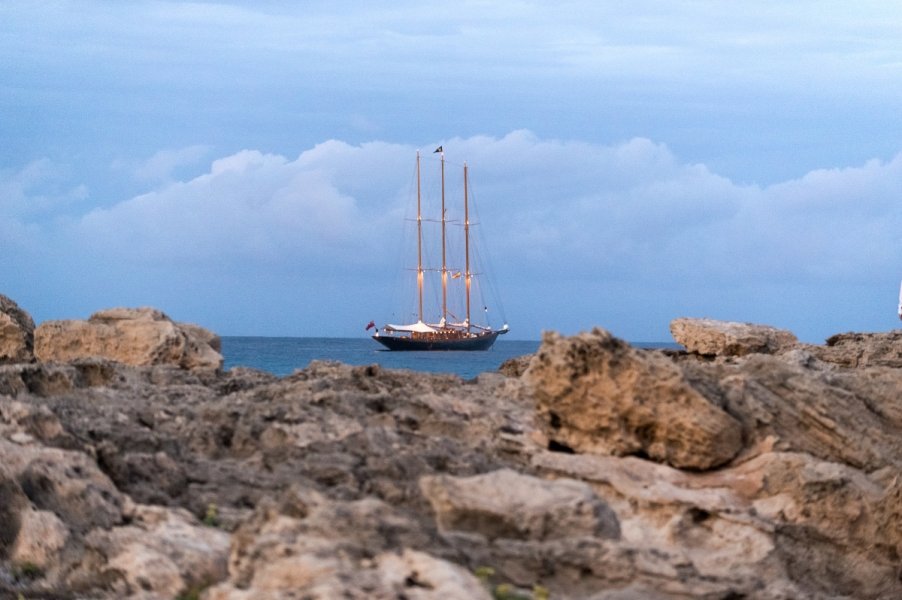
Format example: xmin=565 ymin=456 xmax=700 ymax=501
xmin=495 ymin=582 xmax=538 ymax=600
xmin=533 ymin=585 xmax=550 ymax=600
xmin=474 ymin=565 xmax=496 ymax=583
xmin=176 ymin=580 xmax=212 ymax=600
xmin=203 ymin=502 xmax=219 ymax=527
xmin=13 ymin=561 xmax=43 ymax=581
xmin=474 ymin=565 xmax=548 ymax=599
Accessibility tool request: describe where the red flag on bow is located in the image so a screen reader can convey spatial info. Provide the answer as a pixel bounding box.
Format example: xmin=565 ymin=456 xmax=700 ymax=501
xmin=365 ymin=320 xmax=376 ymax=331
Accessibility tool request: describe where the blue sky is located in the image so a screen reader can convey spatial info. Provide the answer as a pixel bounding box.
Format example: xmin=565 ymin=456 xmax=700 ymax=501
xmin=2 ymin=1 xmax=901 ymax=342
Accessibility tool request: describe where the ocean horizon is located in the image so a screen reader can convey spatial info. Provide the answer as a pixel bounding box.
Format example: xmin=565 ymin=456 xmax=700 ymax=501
xmin=221 ymin=336 xmax=680 ymax=380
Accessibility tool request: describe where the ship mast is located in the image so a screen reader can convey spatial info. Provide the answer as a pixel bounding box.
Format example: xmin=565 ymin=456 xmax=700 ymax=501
xmin=416 ymin=151 xmax=423 ymax=323
xmin=440 ymin=149 xmax=447 ymax=325
xmin=464 ymin=162 xmax=471 ymax=333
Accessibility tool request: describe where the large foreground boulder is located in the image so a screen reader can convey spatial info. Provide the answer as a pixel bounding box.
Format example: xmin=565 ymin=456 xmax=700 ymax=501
xmin=525 ymin=328 xmax=743 ymax=470
xmin=34 ymin=307 xmax=222 ymax=370
xmin=670 ymin=317 xmax=798 ymax=357
xmin=0 ymin=294 xmax=35 ymax=365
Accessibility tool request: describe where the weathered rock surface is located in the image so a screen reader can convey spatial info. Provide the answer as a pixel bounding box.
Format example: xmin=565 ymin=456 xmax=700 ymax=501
xmin=808 ymin=330 xmax=902 ymax=368
xmin=34 ymin=307 xmax=223 ymax=369
xmin=0 ymin=294 xmax=35 ymax=365
xmin=420 ymin=468 xmax=621 ymax=541
xmin=671 ymin=317 xmax=799 ymax=356
xmin=525 ymin=328 xmax=743 ymax=470
xmin=1 ymin=296 xmax=901 ymax=599
xmin=205 ymin=485 xmax=491 ymax=600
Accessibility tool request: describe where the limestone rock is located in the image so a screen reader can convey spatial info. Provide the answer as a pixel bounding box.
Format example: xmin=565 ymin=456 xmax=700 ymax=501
xmin=702 ymin=352 xmax=902 ymax=471
xmin=9 ymin=508 xmax=70 ymax=572
xmin=34 ymin=307 xmax=223 ymax=369
xmin=73 ymin=503 xmax=230 ymax=599
xmin=670 ymin=317 xmax=798 ymax=356
xmin=206 ymin=486 xmax=489 ymax=599
xmin=807 ymin=330 xmax=902 ymax=368
xmin=420 ymin=468 xmax=620 ymax=541
xmin=1 ymin=323 xmax=900 ymax=599
xmin=525 ymin=328 xmax=743 ymax=470
xmin=0 ymin=464 xmax=31 ymax=558
xmin=533 ymin=449 xmax=902 ymax=599
xmin=498 ymin=354 xmax=531 ymax=377
xmin=1 ymin=440 xmax=124 ymax=534
xmin=0 ymin=294 xmax=35 ymax=364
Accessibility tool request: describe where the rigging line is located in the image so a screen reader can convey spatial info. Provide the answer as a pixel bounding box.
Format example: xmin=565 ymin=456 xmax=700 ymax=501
xmin=468 ymin=183 xmax=508 ymax=323
xmin=386 ymin=159 xmax=423 ymax=324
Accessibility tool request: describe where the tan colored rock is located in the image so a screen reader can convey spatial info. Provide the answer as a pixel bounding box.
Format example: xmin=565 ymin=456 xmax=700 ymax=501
xmin=670 ymin=317 xmax=798 ymax=356
xmin=0 ymin=463 xmax=31 ymax=559
xmin=2 ymin=322 xmax=900 ymax=599
xmin=525 ymin=328 xmax=743 ymax=470
xmin=34 ymin=307 xmax=222 ymax=369
xmin=0 ymin=439 xmax=124 ymax=534
xmin=10 ymin=508 xmax=70 ymax=571
xmin=0 ymin=398 xmax=64 ymax=441
xmin=74 ymin=502 xmax=230 ymax=599
xmin=0 ymin=294 xmax=35 ymax=364
xmin=374 ymin=549 xmax=492 ymax=600
xmin=420 ymin=468 xmax=620 ymax=541
xmin=206 ymin=486 xmax=490 ymax=599
xmin=534 ymin=449 xmax=902 ymax=599
xmin=807 ymin=330 xmax=902 ymax=368
xmin=712 ymin=352 xmax=902 ymax=471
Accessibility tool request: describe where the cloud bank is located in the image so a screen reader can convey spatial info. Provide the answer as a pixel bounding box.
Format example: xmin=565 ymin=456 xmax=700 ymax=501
xmin=2 ymin=131 xmax=901 ymax=341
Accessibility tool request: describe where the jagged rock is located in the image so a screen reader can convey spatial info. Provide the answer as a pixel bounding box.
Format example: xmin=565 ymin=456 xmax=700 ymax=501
xmin=0 ymin=294 xmax=35 ymax=365
xmin=525 ymin=328 xmax=743 ymax=470
xmin=670 ymin=317 xmax=798 ymax=356
xmin=1 ymin=321 xmax=901 ymax=599
xmin=205 ymin=485 xmax=489 ymax=599
xmin=9 ymin=508 xmax=69 ymax=572
xmin=34 ymin=307 xmax=222 ymax=370
xmin=0 ymin=464 xmax=31 ymax=558
xmin=807 ymin=330 xmax=902 ymax=368
xmin=420 ymin=468 xmax=620 ymax=541
xmin=69 ymin=502 xmax=229 ymax=599
xmin=498 ymin=354 xmax=531 ymax=377
xmin=683 ymin=351 xmax=902 ymax=472
xmin=533 ymin=449 xmax=902 ymax=599
xmin=1 ymin=439 xmax=124 ymax=534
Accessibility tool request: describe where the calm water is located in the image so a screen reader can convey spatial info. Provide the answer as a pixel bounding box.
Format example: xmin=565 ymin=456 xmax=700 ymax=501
xmin=221 ymin=337 xmax=540 ymax=379
xmin=221 ymin=337 xmax=676 ymax=380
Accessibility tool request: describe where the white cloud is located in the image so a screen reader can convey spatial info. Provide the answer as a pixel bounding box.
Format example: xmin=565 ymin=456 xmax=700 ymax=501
xmin=4 ymin=131 xmax=902 ymax=340
xmin=0 ymin=159 xmax=88 ymax=219
xmin=130 ymin=145 xmax=210 ymax=183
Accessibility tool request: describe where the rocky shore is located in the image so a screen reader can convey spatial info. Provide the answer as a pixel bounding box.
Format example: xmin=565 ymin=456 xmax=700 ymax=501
xmin=1 ymin=294 xmax=901 ymax=599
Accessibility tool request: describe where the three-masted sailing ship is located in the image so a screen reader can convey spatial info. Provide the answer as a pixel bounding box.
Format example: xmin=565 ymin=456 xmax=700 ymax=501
xmin=371 ymin=148 xmax=508 ymax=351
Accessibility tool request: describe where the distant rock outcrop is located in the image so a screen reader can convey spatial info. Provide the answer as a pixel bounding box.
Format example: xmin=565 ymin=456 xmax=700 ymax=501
xmin=670 ymin=317 xmax=798 ymax=356
xmin=0 ymin=294 xmax=35 ymax=365
xmin=34 ymin=307 xmax=223 ymax=370
xmin=807 ymin=330 xmax=902 ymax=368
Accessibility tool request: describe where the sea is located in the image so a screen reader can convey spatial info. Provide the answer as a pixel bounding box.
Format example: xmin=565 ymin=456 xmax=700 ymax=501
xmin=221 ymin=337 xmax=678 ymax=380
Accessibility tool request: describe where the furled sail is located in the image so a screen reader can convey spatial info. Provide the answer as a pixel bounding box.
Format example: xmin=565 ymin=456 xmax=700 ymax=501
xmin=384 ymin=321 xmax=437 ymax=334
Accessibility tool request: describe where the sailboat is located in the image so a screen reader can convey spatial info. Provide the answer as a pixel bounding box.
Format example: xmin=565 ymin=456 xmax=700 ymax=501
xmin=371 ymin=148 xmax=509 ymax=351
